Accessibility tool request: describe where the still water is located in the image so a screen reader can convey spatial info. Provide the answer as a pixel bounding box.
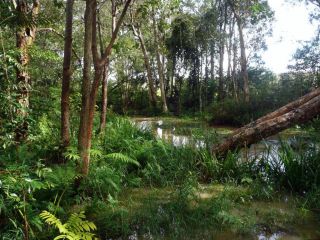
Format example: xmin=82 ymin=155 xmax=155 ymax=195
xmin=132 ymin=117 xmax=304 ymax=162
xmin=127 ymin=117 xmax=320 ymax=240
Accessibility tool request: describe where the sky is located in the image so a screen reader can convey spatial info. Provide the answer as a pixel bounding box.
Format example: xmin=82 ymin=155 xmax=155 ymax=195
xmin=262 ymin=0 xmax=318 ymax=73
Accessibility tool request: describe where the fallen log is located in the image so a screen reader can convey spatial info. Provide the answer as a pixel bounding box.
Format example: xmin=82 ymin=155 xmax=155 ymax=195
xmin=233 ymin=88 xmax=320 ymax=135
xmin=213 ymin=90 xmax=320 ymax=155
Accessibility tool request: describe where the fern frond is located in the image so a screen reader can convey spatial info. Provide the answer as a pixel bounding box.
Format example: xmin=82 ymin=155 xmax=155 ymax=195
xmin=90 ymin=148 xmax=103 ymax=158
xmin=105 ymin=153 xmax=140 ymax=166
xmin=39 ymin=211 xmax=67 ymax=234
xmin=40 ymin=210 xmax=98 ymax=240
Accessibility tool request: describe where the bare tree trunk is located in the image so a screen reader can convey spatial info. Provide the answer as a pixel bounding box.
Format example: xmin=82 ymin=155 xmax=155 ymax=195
xmin=218 ymin=4 xmax=227 ymax=101
xmin=15 ymin=0 xmax=40 ymax=142
xmin=236 ymin=15 xmax=249 ymax=103
xmin=152 ymin=8 xmax=168 ymax=113
xmin=99 ymin=0 xmax=116 ymax=132
xmin=213 ymin=88 xmax=320 ymax=155
xmin=226 ymin=19 xmax=235 ymax=97
xmin=234 ymin=88 xmax=320 ymax=135
xmin=231 ymin=32 xmax=238 ymax=101
xmin=131 ymin=24 xmax=157 ymax=109
xmin=78 ymin=0 xmax=94 ymax=176
xmin=204 ymin=47 xmax=209 ymax=107
xmin=199 ymin=52 xmax=203 ymax=112
xmin=78 ymin=0 xmax=132 ymax=175
xmin=61 ymin=0 xmax=74 ymax=150
xmin=210 ymin=41 xmax=215 ymax=81
xmin=100 ymin=65 xmax=109 ymax=132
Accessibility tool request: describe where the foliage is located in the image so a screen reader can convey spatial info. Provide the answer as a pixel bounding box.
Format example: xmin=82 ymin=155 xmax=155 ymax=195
xmin=40 ymin=211 xmax=98 ymax=240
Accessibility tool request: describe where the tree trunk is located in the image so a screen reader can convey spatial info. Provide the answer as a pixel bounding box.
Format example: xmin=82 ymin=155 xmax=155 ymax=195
xmin=100 ymin=65 xmax=109 ymax=132
xmin=78 ymin=0 xmax=94 ymax=176
xmin=15 ymin=0 xmax=40 ymax=142
xmin=210 ymin=41 xmax=215 ymax=81
xmin=78 ymin=0 xmax=132 ymax=176
xmin=231 ymin=31 xmax=238 ymax=101
xmin=98 ymin=8 xmax=110 ymax=133
xmin=227 ymin=19 xmax=235 ymax=96
xmin=61 ymin=0 xmax=74 ymax=150
xmin=236 ymin=15 xmax=249 ymax=103
xmin=131 ymin=25 xmax=157 ymax=109
xmin=218 ymin=4 xmax=227 ymax=101
xmin=213 ymin=88 xmax=320 ymax=155
xmin=152 ymin=9 xmax=168 ymax=113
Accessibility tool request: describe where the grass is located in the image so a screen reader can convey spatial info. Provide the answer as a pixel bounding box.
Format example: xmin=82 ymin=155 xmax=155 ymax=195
xmin=87 ymin=183 xmax=319 ymax=239
xmin=0 ymin=114 xmax=320 ymax=239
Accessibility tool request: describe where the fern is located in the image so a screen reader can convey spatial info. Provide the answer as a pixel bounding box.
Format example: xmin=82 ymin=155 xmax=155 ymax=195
xmin=64 ymin=147 xmax=80 ymax=161
xmin=40 ymin=211 xmax=98 ymax=240
xmin=105 ymin=153 xmax=140 ymax=166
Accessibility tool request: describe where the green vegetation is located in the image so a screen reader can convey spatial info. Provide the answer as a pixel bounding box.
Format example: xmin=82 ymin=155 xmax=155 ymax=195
xmin=1 ymin=0 xmax=320 ymax=239
xmin=1 ymin=113 xmax=320 ymax=239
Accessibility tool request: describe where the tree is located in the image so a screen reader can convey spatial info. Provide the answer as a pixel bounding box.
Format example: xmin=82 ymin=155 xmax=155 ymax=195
xmin=78 ymin=0 xmax=132 ymax=176
xmin=152 ymin=5 xmax=168 ymax=113
xmin=213 ymin=88 xmax=320 ymax=155
xmin=61 ymin=0 xmax=74 ymax=150
xmin=99 ymin=0 xmax=117 ymax=133
xmin=227 ymin=0 xmax=273 ymax=103
xmin=15 ymin=0 xmax=40 ymax=142
xmin=129 ymin=5 xmax=157 ymax=110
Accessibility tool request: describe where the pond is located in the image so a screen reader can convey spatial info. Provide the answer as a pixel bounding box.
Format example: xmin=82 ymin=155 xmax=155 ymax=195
xmin=132 ymin=117 xmax=309 ymax=163
xmin=127 ymin=117 xmax=320 ymax=240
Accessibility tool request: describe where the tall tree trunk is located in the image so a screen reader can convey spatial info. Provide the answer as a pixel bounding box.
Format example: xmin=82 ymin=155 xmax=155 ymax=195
xmin=213 ymin=88 xmax=320 ymax=155
xmin=218 ymin=4 xmax=227 ymax=101
xmin=100 ymin=65 xmax=108 ymax=131
xmin=15 ymin=0 xmax=40 ymax=142
xmin=231 ymin=32 xmax=238 ymax=101
xmin=204 ymin=47 xmax=209 ymax=107
xmin=210 ymin=41 xmax=215 ymax=81
xmin=78 ymin=0 xmax=94 ymax=176
xmin=78 ymin=0 xmax=132 ymax=175
xmin=61 ymin=0 xmax=74 ymax=150
xmin=99 ymin=0 xmax=116 ymax=132
xmin=236 ymin=15 xmax=249 ymax=103
xmin=226 ymin=19 xmax=235 ymax=97
xmin=131 ymin=24 xmax=157 ymax=109
xmin=152 ymin=9 xmax=168 ymax=113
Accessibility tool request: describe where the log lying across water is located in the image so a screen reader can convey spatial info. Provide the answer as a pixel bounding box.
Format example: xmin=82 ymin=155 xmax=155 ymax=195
xmin=213 ymin=88 xmax=320 ymax=156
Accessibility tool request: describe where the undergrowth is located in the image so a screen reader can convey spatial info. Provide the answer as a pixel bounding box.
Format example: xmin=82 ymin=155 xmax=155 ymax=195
xmin=0 ymin=114 xmax=319 ymax=239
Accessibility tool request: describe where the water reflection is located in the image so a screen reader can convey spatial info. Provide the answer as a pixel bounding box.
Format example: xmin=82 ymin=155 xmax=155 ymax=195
xmin=127 ymin=118 xmax=319 ymax=240
xmin=133 ymin=118 xmax=314 ymax=172
xmin=134 ymin=118 xmax=215 ymax=148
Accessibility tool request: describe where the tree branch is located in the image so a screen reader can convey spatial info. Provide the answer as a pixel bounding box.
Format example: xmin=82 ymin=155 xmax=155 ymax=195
xmin=100 ymin=0 xmax=132 ymax=67
xmin=37 ymin=28 xmax=82 ymax=64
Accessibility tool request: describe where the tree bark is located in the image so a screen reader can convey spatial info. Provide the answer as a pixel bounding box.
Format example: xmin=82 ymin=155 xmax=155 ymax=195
xmin=213 ymin=88 xmax=320 ymax=155
xmin=218 ymin=5 xmax=227 ymax=101
xmin=131 ymin=24 xmax=157 ymax=109
xmin=227 ymin=0 xmax=250 ymax=103
xmin=78 ymin=0 xmax=132 ymax=176
xmin=78 ymin=0 xmax=94 ymax=176
xmin=100 ymin=65 xmax=109 ymax=132
xmin=227 ymin=19 xmax=235 ymax=96
xmin=236 ymin=15 xmax=249 ymax=103
xmin=15 ymin=0 xmax=40 ymax=142
xmin=152 ymin=9 xmax=168 ymax=113
xmin=231 ymin=31 xmax=238 ymax=101
xmin=98 ymin=8 xmax=110 ymax=133
xmin=61 ymin=0 xmax=74 ymax=150
xmin=210 ymin=41 xmax=215 ymax=81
